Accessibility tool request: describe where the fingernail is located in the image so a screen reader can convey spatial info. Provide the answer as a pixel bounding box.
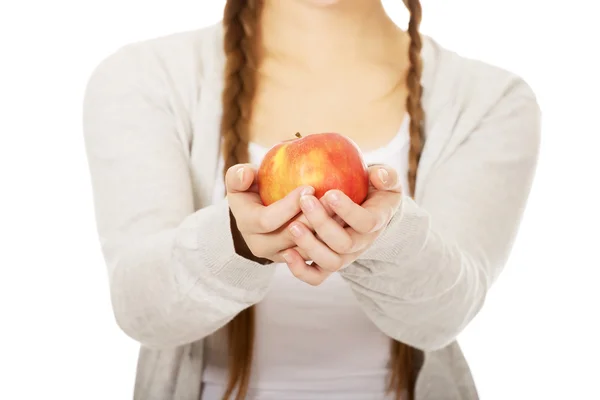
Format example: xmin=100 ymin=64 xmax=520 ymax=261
xmin=327 ymin=191 xmax=340 ymax=206
xmin=282 ymin=252 xmax=292 ymax=264
xmin=236 ymin=167 xmax=244 ymax=183
xmin=300 ymin=186 xmax=315 ymax=196
xmin=378 ymin=168 xmax=389 ymax=185
xmin=300 ymin=195 xmax=315 ymax=212
xmin=289 ymin=223 xmax=303 ymax=237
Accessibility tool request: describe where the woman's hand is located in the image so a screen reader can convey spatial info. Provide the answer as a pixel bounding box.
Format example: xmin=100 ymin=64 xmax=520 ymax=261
xmin=226 ymin=164 xmax=335 ymax=263
xmin=282 ymin=165 xmax=403 ymax=285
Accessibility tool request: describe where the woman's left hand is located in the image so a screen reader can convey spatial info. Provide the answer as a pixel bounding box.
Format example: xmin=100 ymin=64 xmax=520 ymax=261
xmin=281 ymin=165 xmax=403 ymax=286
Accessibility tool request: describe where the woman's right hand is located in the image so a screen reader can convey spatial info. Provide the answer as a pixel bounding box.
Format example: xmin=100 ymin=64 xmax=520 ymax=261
xmin=226 ymin=164 xmax=316 ymax=263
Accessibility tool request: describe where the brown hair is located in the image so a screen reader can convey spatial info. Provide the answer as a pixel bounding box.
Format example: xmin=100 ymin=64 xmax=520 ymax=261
xmin=220 ymin=0 xmax=425 ymax=399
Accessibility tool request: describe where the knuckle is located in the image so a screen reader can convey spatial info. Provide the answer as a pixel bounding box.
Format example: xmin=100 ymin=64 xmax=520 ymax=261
xmin=335 ymin=204 xmax=350 ymax=219
xmin=363 ymin=217 xmax=378 ymax=233
xmin=337 ymin=238 xmax=354 ymax=254
xmin=298 ymin=249 xmax=309 ymax=260
xmin=257 ymin=213 xmax=273 ymax=232
xmin=307 ymin=217 xmax=321 ymax=231
xmin=377 ymin=208 xmax=393 ymax=230
xmin=295 ymin=214 xmax=308 ymax=226
xmin=350 ymin=239 xmax=366 ymax=254
xmin=312 ymin=210 xmax=328 ymax=225
xmin=388 ymin=205 xmax=397 ymax=220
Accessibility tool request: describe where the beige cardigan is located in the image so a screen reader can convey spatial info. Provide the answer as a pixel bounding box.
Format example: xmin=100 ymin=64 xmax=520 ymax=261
xmin=82 ymin=22 xmax=541 ymax=400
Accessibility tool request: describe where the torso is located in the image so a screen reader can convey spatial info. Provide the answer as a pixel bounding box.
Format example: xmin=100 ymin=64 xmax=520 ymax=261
xmin=204 ymin=32 xmax=412 ymax=399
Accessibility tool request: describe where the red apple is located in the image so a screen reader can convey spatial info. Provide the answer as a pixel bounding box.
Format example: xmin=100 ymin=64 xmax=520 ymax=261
xmin=257 ymin=132 xmax=369 ymax=206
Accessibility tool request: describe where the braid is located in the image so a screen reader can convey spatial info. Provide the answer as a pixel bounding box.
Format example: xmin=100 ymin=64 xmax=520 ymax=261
xmin=388 ymin=2 xmax=425 ymax=400
xmin=221 ymin=0 xmax=261 ymax=174
xmin=404 ymin=0 xmax=425 ymax=196
xmin=221 ymin=0 xmax=263 ymax=399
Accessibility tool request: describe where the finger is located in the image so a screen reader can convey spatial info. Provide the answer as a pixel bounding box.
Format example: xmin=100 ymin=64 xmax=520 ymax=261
xmin=223 ymin=164 xmax=260 ymax=195
xmin=246 ymin=232 xmax=310 ymax=262
xmin=248 ymin=181 xmax=259 ymax=194
xmin=333 ymin=215 xmax=346 ymax=227
xmin=323 ymin=189 xmax=385 ymax=234
xmin=225 ymin=165 xmax=264 ymax=220
xmin=257 ymin=185 xmax=315 ymax=232
xmin=231 ymin=185 xmax=315 ymax=233
xmin=368 ymin=165 xmax=402 ymax=193
xmin=225 ymin=164 xmax=257 ymax=194
xmin=299 ymin=194 xmax=354 ymax=254
xmin=320 ymin=198 xmax=346 ymax=227
xmin=270 ymin=245 xmax=311 ymax=264
xmin=280 ymin=248 xmax=331 ymax=286
xmin=344 ymin=228 xmax=381 ymax=255
xmin=294 ymin=198 xmax=343 ymax=230
xmin=288 ymin=222 xmax=344 ymax=272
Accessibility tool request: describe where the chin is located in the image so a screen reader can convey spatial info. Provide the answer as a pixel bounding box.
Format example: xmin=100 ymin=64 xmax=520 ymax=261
xmin=303 ymin=0 xmax=344 ymax=5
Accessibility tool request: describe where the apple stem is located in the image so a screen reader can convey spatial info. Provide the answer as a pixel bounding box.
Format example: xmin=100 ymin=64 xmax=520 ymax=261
xmin=295 ymin=132 xmax=302 ymax=138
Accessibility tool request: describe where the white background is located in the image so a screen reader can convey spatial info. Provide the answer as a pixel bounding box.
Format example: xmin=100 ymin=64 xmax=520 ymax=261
xmin=1 ymin=0 xmax=598 ymax=399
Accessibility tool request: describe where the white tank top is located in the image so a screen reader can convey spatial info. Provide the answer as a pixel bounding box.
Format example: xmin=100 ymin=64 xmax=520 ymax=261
xmin=203 ymin=117 xmax=410 ymax=400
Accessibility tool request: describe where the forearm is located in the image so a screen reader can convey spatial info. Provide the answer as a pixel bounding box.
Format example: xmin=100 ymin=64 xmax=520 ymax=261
xmin=340 ymin=200 xmax=488 ymax=350
xmin=105 ymin=200 xmax=275 ymax=348
xmin=341 ymin=80 xmax=540 ymax=350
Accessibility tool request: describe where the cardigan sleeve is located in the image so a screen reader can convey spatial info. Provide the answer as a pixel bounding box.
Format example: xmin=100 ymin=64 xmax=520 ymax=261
xmin=83 ymin=45 xmax=275 ymax=349
xmin=339 ymin=78 xmax=541 ymax=351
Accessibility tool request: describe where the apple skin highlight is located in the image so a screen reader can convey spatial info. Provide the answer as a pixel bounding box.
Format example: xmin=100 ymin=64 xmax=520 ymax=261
xmin=257 ymin=132 xmax=369 ymax=206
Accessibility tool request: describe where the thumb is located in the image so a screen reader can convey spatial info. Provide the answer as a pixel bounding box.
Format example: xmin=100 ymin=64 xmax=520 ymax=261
xmin=225 ymin=164 xmax=257 ymax=194
xmin=368 ymin=165 xmax=402 ymax=193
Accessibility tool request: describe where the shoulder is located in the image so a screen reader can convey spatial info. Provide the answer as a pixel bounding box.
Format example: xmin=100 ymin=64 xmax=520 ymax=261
xmin=84 ymin=23 xmax=223 ymax=108
xmin=421 ymin=35 xmax=541 ymax=150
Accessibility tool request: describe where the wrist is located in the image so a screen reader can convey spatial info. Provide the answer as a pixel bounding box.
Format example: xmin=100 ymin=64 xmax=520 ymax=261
xmin=229 ymin=209 xmax=273 ymax=265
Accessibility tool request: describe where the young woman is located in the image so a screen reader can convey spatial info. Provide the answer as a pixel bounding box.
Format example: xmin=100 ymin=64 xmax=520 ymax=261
xmin=82 ymin=0 xmax=540 ymax=399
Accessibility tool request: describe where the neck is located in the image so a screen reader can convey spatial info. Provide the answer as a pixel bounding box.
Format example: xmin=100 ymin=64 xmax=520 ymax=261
xmin=260 ymin=0 xmax=403 ymax=68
